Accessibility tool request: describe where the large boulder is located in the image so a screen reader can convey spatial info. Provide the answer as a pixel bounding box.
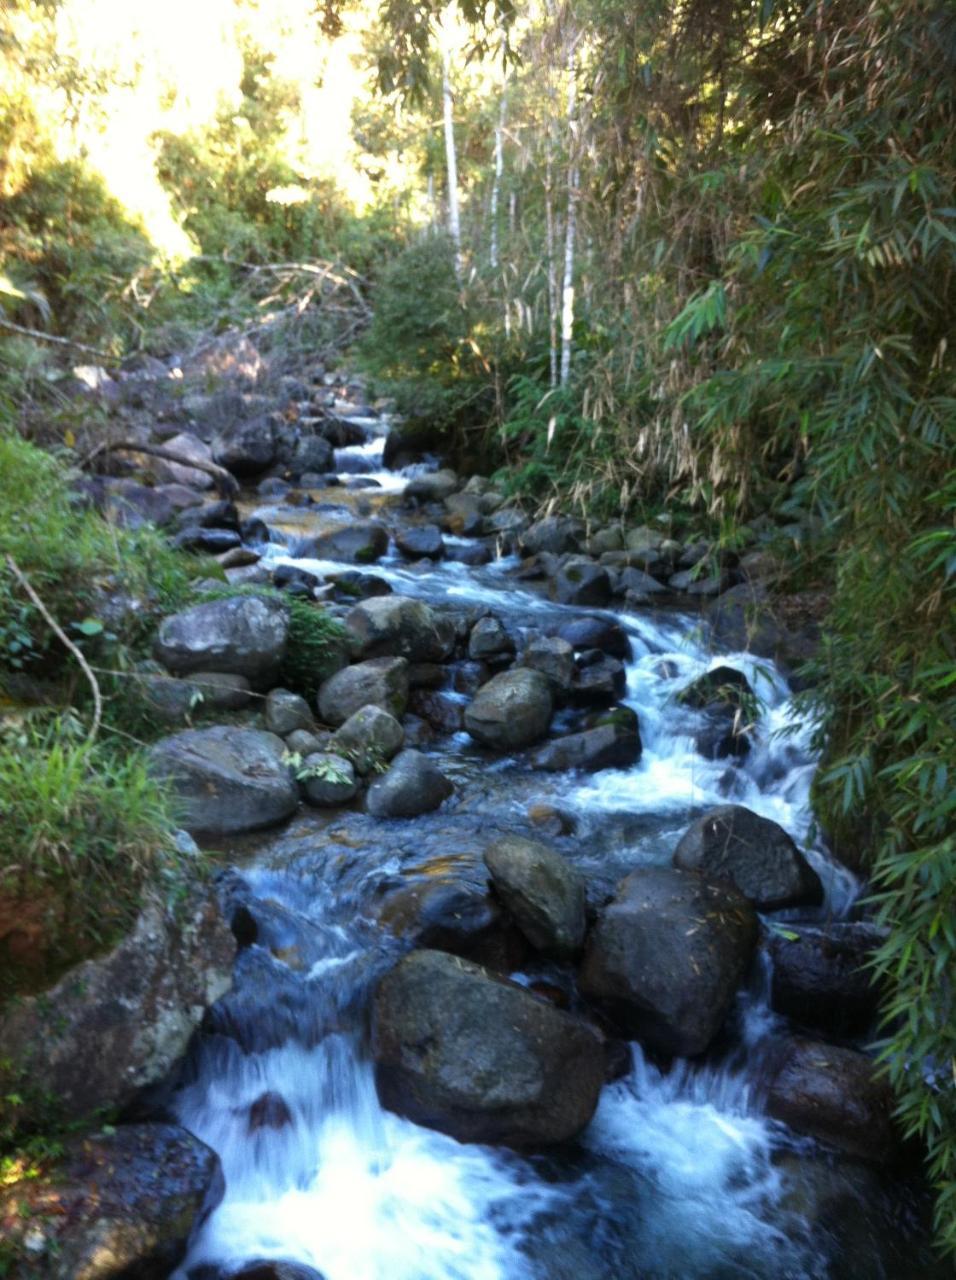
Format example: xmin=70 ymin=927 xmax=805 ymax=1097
xmin=530 ymin=707 xmax=641 ymax=773
xmin=0 ymin=877 xmax=234 ymax=1123
xmin=290 ymin=432 xmax=334 ymax=476
xmin=677 ymin=665 xmax=754 ymax=711
xmin=483 ymin=835 xmax=586 ymax=957
xmin=330 ymin=703 xmax=404 ymax=774
xmin=580 ymin=866 xmax=758 ymax=1056
xmin=405 ymin=469 xmax=459 ymax=504
xmin=154 ymin=595 xmax=289 ymax=686
xmin=766 ymin=1039 xmax=900 ymax=1165
xmin=375 ymin=872 xmax=524 ymax=972
xmin=552 ymin=558 xmax=612 ymax=607
xmin=149 ymin=727 xmax=298 ymax=836
xmin=464 ymin=668 xmax=553 ymax=751
xmin=394 ymin=524 xmax=445 ymax=560
xmin=520 ymin=516 xmax=585 ymax=557
xmin=556 ymin=616 xmax=632 ymax=660
xmin=371 ymin=949 xmax=605 ymax=1146
xmin=468 ymin=615 xmax=514 ymax=661
xmin=303 ymin=521 xmax=389 ymax=564
xmin=672 ymin=805 xmax=823 ymax=911
xmin=151 ymin=430 xmax=215 ymax=489
xmin=213 ymin=414 xmax=276 ymax=477
xmin=265 ymin=688 xmax=313 ymax=737
xmin=0 ymin=1124 xmax=222 ymax=1280
xmin=366 ymin=749 xmax=454 ymax=818
xmin=316 ymin=656 xmax=409 ymax=726
xmin=299 ymin=752 xmax=359 ymax=807
xmin=346 ymin=595 xmax=453 ymax=662
xmin=571 ymin=652 xmax=627 ymax=707
xmin=518 ymin=635 xmax=575 ymax=695
xmin=767 ymin=922 xmax=886 ymax=1035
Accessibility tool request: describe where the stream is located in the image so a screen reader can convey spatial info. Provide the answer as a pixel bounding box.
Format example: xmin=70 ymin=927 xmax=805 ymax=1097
xmin=171 ymin=411 xmax=939 ymax=1280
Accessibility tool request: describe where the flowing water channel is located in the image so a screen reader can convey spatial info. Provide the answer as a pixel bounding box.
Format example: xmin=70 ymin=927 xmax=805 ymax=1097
xmin=172 ymin=415 xmax=940 ymax=1280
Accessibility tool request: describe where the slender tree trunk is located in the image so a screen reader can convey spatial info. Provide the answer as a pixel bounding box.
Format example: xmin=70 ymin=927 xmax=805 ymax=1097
xmin=559 ymin=41 xmax=579 ymax=388
xmin=442 ymin=47 xmax=462 ymax=280
xmin=545 ymin=148 xmax=558 ymax=388
xmin=490 ymin=84 xmax=507 ymax=269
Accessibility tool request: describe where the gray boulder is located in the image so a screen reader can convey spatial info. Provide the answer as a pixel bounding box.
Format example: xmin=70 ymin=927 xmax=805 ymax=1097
xmin=518 ymin=635 xmax=575 ymax=694
xmin=405 ymin=468 xmax=459 ymax=503
xmin=299 ymin=752 xmax=359 ymax=807
xmin=305 ymin=520 xmax=389 ymax=564
xmin=464 ymin=668 xmax=553 ymax=751
xmin=265 ymin=688 xmax=314 ymax=737
xmin=571 ymin=652 xmax=627 ymax=706
xmin=317 ymin=656 xmax=409 ymax=726
xmin=556 ymin=615 xmax=631 ymax=660
xmin=530 ymin=707 xmax=641 ymax=772
xmin=580 ymin=866 xmax=757 ymax=1056
xmin=483 ymin=835 xmax=586 ymax=957
xmin=371 ymin=949 xmax=605 ymax=1146
xmin=213 ymin=414 xmax=276 ymax=476
xmin=135 ymin=666 xmax=253 ymax=723
xmin=394 ymin=524 xmax=445 ymax=560
xmin=366 ymin=749 xmax=454 ymax=818
xmin=346 ymin=595 xmax=453 ymax=662
xmin=672 ymin=805 xmax=823 ymax=911
xmin=0 ymin=877 xmax=234 ymax=1123
xmin=520 ymin=516 xmax=585 ymax=557
xmin=767 ymin=921 xmax=886 ymax=1035
xmin=290 ymin=433 xmax=334 ymax=476
xmin=149 ymin=727 xmax=298 ymax=836
xmin=0 ymin=1124 xmax=222 ymax=1280
xmin=154 ymin=594 xmax=288 ymax=686
xmin=468 ymin=615 xmax=514 ymax=660
xmin=330 ymin=703 xmax=405 ymax=774
xmin=151 ymin=430 xmax=215 ymax=489
xmin=552 ymin=557 xmax=612 ymax=607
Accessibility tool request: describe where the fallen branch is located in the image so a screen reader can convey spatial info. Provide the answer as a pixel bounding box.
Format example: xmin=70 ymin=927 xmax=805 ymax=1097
xmin=0 ymin=317 xmax=119 ymax=363
xmin=83 ymin=440 xmax=239 ymax=497
xmin=5 ymin=555 xmax=103 ymax=745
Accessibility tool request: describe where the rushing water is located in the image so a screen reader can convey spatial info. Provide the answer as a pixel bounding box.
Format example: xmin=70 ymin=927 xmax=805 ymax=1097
xmin=172 ymin=420 xmax=937 ymax=1280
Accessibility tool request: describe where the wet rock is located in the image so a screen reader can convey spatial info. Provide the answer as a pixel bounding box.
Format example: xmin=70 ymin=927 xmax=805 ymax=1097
xmin=520 ymin=515 xmax=585 ymax=557
xmin=376 ymin=875 xmax=524 ymax=971
xmin=527 ymin=803 xmax=577 ymax=838
xmin=464 ymin=668 xmax=553 ymax=751
xmin=246 ymin=1091 xmax=293 ymax=1133
xmin=326 ymin=570 xmax=392 ymax=602
xmin=155 ymin=594 xmax=289 ymax=686
xmin=556 ymin=616 xmax=632 ymax=660
xmin=273 ymin=564 xmax=321 ymax=596
xmin=445 ymin=541 xmax=493 ymax=566
xmin=303 ymin=520 xmax=389 ymax=564
xmin=371 ymin=949 xmax=605 ymax=1146
xmin=151 ymin=430 xmax=216 ymax=489
xmin=222 ymin=1263 xmax=327 ymax=1280
xmin=290 ymin=433 xmax=334 ymax=477
xmin=1 ymin=867 xmax=233 ymax=1126
xmin=405 ymin=468 xmax=459 ymax=504
xmin=284 ymin=729 xmax=329 ymax=757
xmin=213 ymin=415 xmax=276 ymax=476
xmin=442 ymin=492 xmax=485 ymax=536
xmin=299 ymin=752 xmax=359 ymax=807
xmin=552 ymin=557 xmax=612 ymax=607
xmin=0 ymin=1124 xmax=222 ymax=1280
xmin=706 ymin=582 xmax=822 ymax=687
xmin=317 ymin=656 xmax=409 ymax=725
xmin=483 ymin=506 xmax=528 ymax=544
xmin=678 ymin=665 xmax=754 ymax=711
xmin=767 ymin=922 xmax=886 ymax=1035
xmin=265 ymin=688 xmax=314 ymax=737
xmin=517 ymin=635 xmax=575 ymax=695
xmin=571 ymin=651 xmax=627 ymax=706
xmin=530 ymin=706 xmax=641 ymax=773
xmin=149 ymin=727 xmax=298 ymax=836
xmin=366 ymin=749 xmax=454 ymax=818
xmin=409 ymin=689 xmax=466 ymax=734
xmin=580 ymin=866 xmax=758 ymax=1056
xmin=483 ymin=835 xmax=586 ymax=957
xmin=346 ymin=595 xmax=453 ymax=662
xmin=394 ymin=524 xmax=445 ymax=560
xmin=468 ymin=615 xmax=514 ymax=660
xmin=452 ymin=660 xmax=489 ymax=696
xmin=174 ymin=525 xmax=242 ymax=554
xmin=217 ymin=547 xmax=261 ymax=569
xmin=766 ymin=1039 xmax=900 ymax=1164
xmin=673 ymin=805 xmax=823 ymax=911
xmin=329 ymin=702 xmax=404 ymax=774
xmin=407 ymin=661 xmax=446 ymax=688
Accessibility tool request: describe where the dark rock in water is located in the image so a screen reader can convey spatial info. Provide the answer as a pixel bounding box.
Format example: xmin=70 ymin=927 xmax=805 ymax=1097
xmin=376 ymin=875 xmax=525 ymax=971
xmin=213 ymin=414 xmax=277 ymax=476
xmin=483 ymin=834 xmax=586 ymax=957
xmin=530 ymin=706 xmax=641 ymax=772
xmin=0 ymin=1123 xmax=222 ymax=1280
xmin=409 ymin=688 xmax=466 ymax=734
xmin=520 ymin=515 xmax=585 ymax=557
xmin=571 ymin=652 xmax=627 ymax=706
xmin=394 ymin=523 xmax=445 ymax=560
xmin=241 ymin=516 xmax=272 ymax=545
xmin=405 ymin=468 xmax=459 ymax=504
xmin=677 ymin=665 xmax=754 ymax=711
xmin=366 ymin=749 xmax=454 ymax=818
xmin=556 ymin=615 xmax=632 ymax=660
xmin=468 ymin=615 xmax=514 ymax=660
xmin=767 ymin=921 xmax=887 ymax=1035
xmin=694 ymin=709 xmax=753 ymax=761
xmin=678 ymin=666 xmax=756 ymax=760
xmin=302 ymin=520 xmax=389 ymax=564
xmin=174 ymin=525 xmax=242 ymax=554
xmin=0 ymin=876 xmax=234 ymax=1123
xmin=290 ymin=433 xmax=334 ymax=477
xmin=223 ymin=1263 xmax=327 ymax=1280
xmin=371 ymin=949 xmax=605 ymax=1146
xmin=442 ymin=495 xmax=485 ymax=537
xmin=317 ymin=656 xmax=409 ymax=725
xmin=464 ymin=668 xmax=553 ymax=751
xmin=155 ymin=595 xmax=289 ymax=686
xmin=552 ymin=557 xmax=612 ymax=607
xmin=299 ymin=752 xmax=359 ymax=807
xmin=149 ymin=727 xmax=298 ymax=836
xmin=327 ymin=570 xmax=392 ymax=601
xmin=766 ymin=1038 xmax=900 ymax=1165
xmin=183 ymin=499 xmax=242 ymax=531
xmin=452 ymin=659 xmax=489 ymax=696
xmin=706 ymin=581 xmax=821 ymax=686
xmin=258 ymin=476 xmax=291 ymax=498
xmin=672 ymin=804 xmax=823 ymax=911
xmin=273 ymin=563 xmax=322 ymax=595
xmin=330 ymin=703 xmax=404 ymax=774
xmin=265 ymin=688 xmax=314 ymax=737
xmin=346 ymin=595 xmax=454 ymax=662
xmin=445 ymin=541 xmax=492 ymax=566
xmin=407 ymin=661 xmax=446 ymax=688
xmin=246 ymin=1091 xmax=293 ymax=1133
xmin=580 ymin=866 xmax=757 ymax=1057
xmin=517 ymin=635 xmax=575 ymax=696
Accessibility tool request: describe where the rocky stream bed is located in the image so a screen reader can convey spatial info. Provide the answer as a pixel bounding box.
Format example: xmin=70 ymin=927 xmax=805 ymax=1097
xmin=1 ymin=364 xmax=948 ymax=1279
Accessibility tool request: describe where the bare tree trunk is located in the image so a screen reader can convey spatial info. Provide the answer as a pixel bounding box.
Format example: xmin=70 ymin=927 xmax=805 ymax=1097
xmin=545 ymin=148 xmax=559 ymax=389
xmin=559 ymin=42 xmax=579 ymax=388
xmin=490 ymin=83 xmax=507 ymax=269
xmin=442 ymin=47 xmax=462 ymax=280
